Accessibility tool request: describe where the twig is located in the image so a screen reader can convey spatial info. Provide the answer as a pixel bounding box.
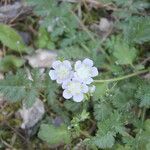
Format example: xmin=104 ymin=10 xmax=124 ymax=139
xmin=5 ymin=123 xmax=26 ymax=141
xmin=141 ymin=57 xmax=150 ymax=65
xmin=0 ymin=138 xmax=12 ymax=148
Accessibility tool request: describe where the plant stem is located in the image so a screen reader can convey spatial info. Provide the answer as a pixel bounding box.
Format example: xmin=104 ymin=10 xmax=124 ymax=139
xmin=80 ymin=130 xmax=91 ymax=138
xmin=142 ymin=108 xmax=146 ymax=124
xmin=94 ymin=69 xmax=149 ymax=83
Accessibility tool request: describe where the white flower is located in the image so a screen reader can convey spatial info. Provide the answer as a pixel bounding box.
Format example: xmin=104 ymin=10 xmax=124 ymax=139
xmin=49 ymin=60 xmax=73 ymax=84
xmin=62 ymin=79 xmax=89 ymax=102
xmin=74 ymin=58 xmax=98 ymax=84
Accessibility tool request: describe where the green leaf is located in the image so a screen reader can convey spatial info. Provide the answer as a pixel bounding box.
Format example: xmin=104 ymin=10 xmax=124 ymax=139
xmin=0 ymin=70 xmax=41 ymax=107
xmin=0 ymin=55 xmax=25 ymax=72
xmin=0 ymin=24 xmax=28 ymax=53
xmin=113 ymin=46 xmax=137 ymax=65
xmin=45 ymin=80 xmax=58 ymax=106
xmin=112 ymin=37 xmax=137 ymax=65
xmin=0 ymin=71 xmax=28 ymax=102
xmin=26 ymin=0 xmax=78 ymax=40
xmin=64 ymin=100 xmax=81 ymax=113
xmin=123 ymin=17 xmax=150 ymax=44
xmin=93 ymin=131 xmax=115 ymax=149
xmin=136 ymin=80 xmax=150 ymax=108
xmin=35 ymin=27 xmax=55 ymax=49
xmin=94 ymin=102 xmax=112 ymax=121
xmin=24 ymin=89 xmax=38 ymax=108
xmin=106 ymin=36 xmax=137 ymax=65
xmin=58 ymin=46 xmax=91 ymax=60
xmin=38 ymin=124 xmax=71 ymax=145
xmin=92 ymin=111 xmax=127 ymax=149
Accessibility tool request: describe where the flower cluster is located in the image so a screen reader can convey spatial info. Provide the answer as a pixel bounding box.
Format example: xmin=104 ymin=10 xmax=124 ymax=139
xmin=49 ymin=58 xmax=98 ymax=102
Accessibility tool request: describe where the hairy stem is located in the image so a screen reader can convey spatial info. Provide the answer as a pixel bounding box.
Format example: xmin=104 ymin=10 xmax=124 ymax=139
xmin=94 ymin=69 xmax=149 ymax=83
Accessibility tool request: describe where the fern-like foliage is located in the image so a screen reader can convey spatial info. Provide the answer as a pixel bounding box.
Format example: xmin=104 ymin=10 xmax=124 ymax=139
xmin=58 ymin=46 xmax=91 ymax=60
xmin=91 ymin=77 xmax=150 ymax=149
xmin=123 ymin=17 xmax=150 ymax=44
xmin=92 ymin=111 xmax=127 ymax=148
xmin=136 ymin=79 xmax=150 ymax=108
xmin=26 ymin=0 xmax=78 ymax=38
xmin=0 ymin=71 xmax=29 ymax=102
xmin=0 ymin=70 xmax=43 ymax=107
xmin=106 ymin=35 xmax=137 ymax=65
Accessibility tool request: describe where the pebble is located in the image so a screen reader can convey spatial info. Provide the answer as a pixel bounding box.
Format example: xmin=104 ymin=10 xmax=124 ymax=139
xmin=26 ymin=49 xmax=57 ymax=68
xmin=19 ymin=99 xmax=45 ymax=129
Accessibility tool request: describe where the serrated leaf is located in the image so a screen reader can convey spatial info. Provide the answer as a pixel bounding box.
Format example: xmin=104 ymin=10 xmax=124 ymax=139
xmin=24 ymin=89 xmax=38 ymax=108
xmin=94 ymin=102 xmax=112 ymax=121
xmin=58 ymin=46 xmax=91 ymax=60
xmin=124 ymin=17 xmax=150 ymax=44
xmin=93 ymin=131 xmax=115 ymax=149
xmin=106 ymin=36 xmax=137 ymax=65
xmin=0 ymin=24 xmax=28 ymax=53
xmin=0 ymin=71 xmax=28 ymax=102
xmin=113 ymin=38 xmax=137 ymax=65
xmin=38 ymin=124 xmax=71 ymax=145
xmin=0 ymin=70 xmax=41 ymax=107
xmin=136 ymin=80 xmax=150 ymax=108
xmin=46 ymin=80 xmax=58 ymax=106
xmin=113 ymin=46 xmax=137 ymax=65
xmin=0 ymin=85 xmax=26 ymax=102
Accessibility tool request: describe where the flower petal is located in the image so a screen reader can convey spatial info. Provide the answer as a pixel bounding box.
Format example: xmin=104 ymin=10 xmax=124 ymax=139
xmin=52 ymin=60 xmax=61 ymax=69
xmin=62 ymin=80 xmax=70 ymax=89
xmin=63 ymin=60 xmax=72 ymax=69
xmin=72 ymin=73 xmax=82 ymax=82
xmin=68 ymin=71 xmax=74 ymax=80
xmin=82 ymin=84 xmax=89 ymax=93
xmin=49 ymin=70 xmax=57 ymax=80
xmin=73 ymin=94 xmax=84 ymax=102
xmin=83 ymin=58 xmax=93 ymax=67
xmin=63 ymin=90 xmax=72 ymax=99
xmin=75 ymin=60 xmax=81 ymax=71
xmin=85 ymin=77 xmax=93 ymax=84
xmin=91 ymin=67 xmax=98 ymax=77
xmin=56 ymin=79 xmax=62 ymax=84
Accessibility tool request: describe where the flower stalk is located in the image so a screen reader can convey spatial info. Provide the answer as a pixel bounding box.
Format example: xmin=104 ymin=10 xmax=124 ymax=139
xmin=94 ymin=69 xmax=149 ymax=83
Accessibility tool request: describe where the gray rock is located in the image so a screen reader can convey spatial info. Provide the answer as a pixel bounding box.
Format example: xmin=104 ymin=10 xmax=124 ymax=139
xmin=99 ymin=18 xmax=112 ymax=32
xmin=0 ymin=72 xmax=4 ymax=80
xmin=19 ymin=99 xmax=45 ymax=129
xmin=90 ymin=18 xmax=113 ymax=41
xmin=26 ymin=49 xmax=57 ymax=68
xmin=0 ymin=1 xmax=31 ymax=23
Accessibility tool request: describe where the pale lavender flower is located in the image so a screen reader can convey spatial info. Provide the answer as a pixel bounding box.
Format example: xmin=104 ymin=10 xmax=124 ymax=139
xmin=74 ymin=58 xmax=98 ymax=84
xmin=49 ymin=60 xmax=73 ymax=84
xmin=62 ymin=79 xmax=88 ymax=102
